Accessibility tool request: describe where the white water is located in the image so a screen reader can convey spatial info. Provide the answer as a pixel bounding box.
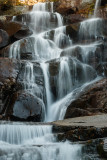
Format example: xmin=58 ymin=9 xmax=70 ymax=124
xmin=0 ymin=124 xmax=82 ymax=160
xmin=2 ymin=1 xmax=105 ymax=159
xmin=41 ymin=63 xmax=53 ymax=120
xmin=79 ymin=0 xmax=102 ymax=40
xmin=94 ymin=0 xmax=101 ymax=17
xmin=8 ymin=1 xmax=102 ymax=122
xmin=54 ymin=26 xmax=72 ymax=48
xmin=79 ymin=18 xmax=103 ymax=39
xmin=57 ymin=57 xmax=72 ymax=99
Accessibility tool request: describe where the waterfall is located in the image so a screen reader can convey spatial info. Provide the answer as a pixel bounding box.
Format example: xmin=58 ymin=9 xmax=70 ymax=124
xmin=9 ymin=1 xmax=101 ymax=122
xmin=57 ymin=57 xmax=72 ymax=99
xmin=0 ymin=123 xmax=82 ymax=160
xmin=54 ymin=26 xmax=72 ymax=48
xmin=41 ymin=63 xmax=53 ymax=120
xmin=3 ymin=1 xmax=105 ymax=159
xmin=79 ymin=18 xmax=103 ymax=39
xmin=0 ymin=124 xmax=53 ymax=145
xmin=94 ymin=0 xmax=101 ymax=17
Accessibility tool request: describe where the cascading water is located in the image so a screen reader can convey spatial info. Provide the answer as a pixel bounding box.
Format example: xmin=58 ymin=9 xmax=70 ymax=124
xmin=0 ymin=123 xmax=82 ymax=160
xmin=57 ymin=57 xmax=72 ymax=99
xmin=1 ymin=1 xmax=105 ymax=159
xmin=94 ymin=0 xmax=101 ymax=17
xmin=79 ymin=0 xmax=102 ymax=40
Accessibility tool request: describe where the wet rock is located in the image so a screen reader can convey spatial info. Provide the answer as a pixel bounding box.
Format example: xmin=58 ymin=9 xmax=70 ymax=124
xmin=0 ymin=37 xmax=35 ymax=59
xmin=0 ymin=58 xmax=20 ymax=114
xmin=61 ymin=42 xmax=104 ymax=68
xmin=65 ymin=78 xmax=107 ymax=119
xmin=17 ymin=61 xmax=44 ymax=99
xmin=7 ymin=91 xmax=44 ymax=122
xmin=49 ymin=59 xmax=60 ymax=76
xmin=0 ymin=29 xmax=9 ymax=49
xmin=97 ymin=62 xmax=107 ymax=77
xmin=55 ymin=126 xmax=107 ymax=142
xmin=97 ymin=142 xmax=107 ymax=158
xmin=66 ymin=23 xmax=79 ymax=42
xmin=0 ymin=58 xmax=20 ymax=84
xmin=14 ymin=25 xmax=33 ymax=40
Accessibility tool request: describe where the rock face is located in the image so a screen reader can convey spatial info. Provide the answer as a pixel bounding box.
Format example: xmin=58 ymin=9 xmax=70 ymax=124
xmin=0 ymin=20 xmax=33 ymax=46
xmin=55 ymin=0 xmax=107 ymax=23
xmin=65 ymin=78 xmax=107 ymax=119
xmin=0 ymin=29 xmax=9 ymax=49
xmin=0 ymin=58 xmax=20 ymax=114
xmin=0 ymin=21 xmax=22 ymax=36
xmin=8 ymin=91 xmax=44 ymax=122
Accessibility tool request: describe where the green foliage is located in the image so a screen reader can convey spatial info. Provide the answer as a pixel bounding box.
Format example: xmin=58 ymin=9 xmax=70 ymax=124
xmin=0 ymin=0 xmax=13 ymax=11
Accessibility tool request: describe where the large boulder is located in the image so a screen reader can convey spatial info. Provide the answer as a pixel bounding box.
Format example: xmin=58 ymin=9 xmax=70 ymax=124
xmin=7 ymin=91 xmax=44 ymax=122
xmin=0 ymin=29 xmax=9 ymax=49
xmin=14 ymin=25 xmax=33 ymax=40
xmin=66 ymin=23 xmax=79 ymax=42
xmin=65 ymin=78 xmax=107 ymax=119
xmin=0 ymin=20 xmax=32 ymax=44
xmin=0 ymin=21 xmax=22 ymax=36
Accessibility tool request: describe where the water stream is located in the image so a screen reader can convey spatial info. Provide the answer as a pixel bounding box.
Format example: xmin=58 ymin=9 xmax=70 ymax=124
xmin=0 ymin=1 xmax=105 ymax=159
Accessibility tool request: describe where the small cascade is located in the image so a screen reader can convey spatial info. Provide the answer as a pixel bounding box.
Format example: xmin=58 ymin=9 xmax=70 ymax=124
xmin=41 ymin=63 xmax=53 ymax=120
xmin=46 ymin=77 xmax=100 ymax=122
xmin=0 ymin=124 xmax=53 ymax=145
xmin=22 ymin=62 xmax=42 ymax=98
xmin=79 ymin=18 xmax=103 ymax=40
xmin=0 ymin=123 xmax=82 ymax=160
xmin=79 ymin=0 xmax=103 ymax=40
xmin=54 ymin=26 xmax=72 ymax=48
xmin=57 ymin=57 xmax=72 ymax=99
xmin=33 ymin=36 xmax=61 ymax=60
xmin=62 ymin=41 xmax=102 ymax=64
xmin=29 ymin=2 xmax=63 ymax=34
xmin=94 ymin=0 xmax=101 ymax=17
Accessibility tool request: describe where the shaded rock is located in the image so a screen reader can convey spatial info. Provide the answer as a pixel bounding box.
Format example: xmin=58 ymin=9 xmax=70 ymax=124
xmin=14 ymin=25 xmax=33 ymax=40
xmin=0 ymin=29 xmax=9 ymax=49
xmin=97 ymin=62 xmax=107 ymax=77
xmin=7 ymin=91 xmax=44 ymax=122
xmin=97 ymin=142 xmax=107 ymax=158
xmin=0 ymin=37 xmax=35 ymax=59
xmin=66 ymin=23 xmax=79 ymax=42
xmin=0 ymin=58 xmax=20 ymax=114
xmin=0 ymin=21 xmax=22 ymax=36
xmin=65 ymin=78 xmax=107 ymax=119
xmin=17 ymin=61 xmax=44 ymax=99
